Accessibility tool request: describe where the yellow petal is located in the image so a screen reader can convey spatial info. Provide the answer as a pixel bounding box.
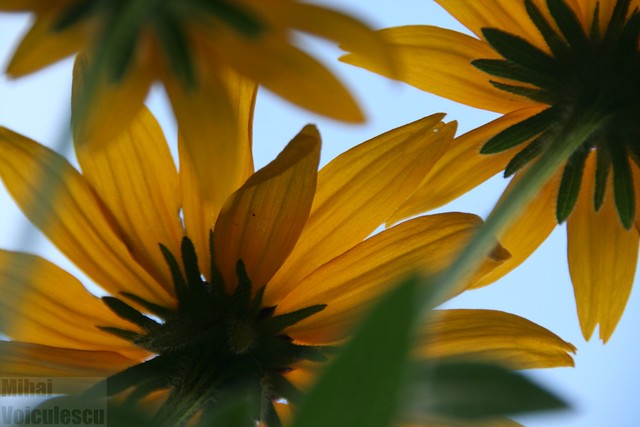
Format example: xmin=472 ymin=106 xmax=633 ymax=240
xmin=415 ymin=309 xmax=576 ymax=369
xmin=175 ymin=66 xmax=256 ymax=274
xmin=214 ymin=125 xmax=320 ymax=290
xmin=388 ymin=107 xmax=545 ymax=225
xmin=0 ymin=251 xmax=149 ymax=360
xmin=342 ymin=26 xmax=535 ymax=114
xmin=472 ymin=167 xmax=560 ymax=288
xmin=402 ymin=416 xmax=522 ymax=427
xmin=0 ymin=128 xmax=173 ymax=306
xmin=249 ymin=0 xmax=396 ymax=77
xmin=266 ymin=115 xmax=455 ymax=305
xmin=166 ymin=58 xmax=257 ymax=203
xmin=567 ymin=153 xmax=639 ymax=342
xmin=434 ymin=0 xmax=548 ymax=49
xmin=6 ymin=8 xmax=90 ymax=77
xmin=216 ymin=30 xmax=363 ymax=122
xmin=72 ymin=51 xmax=152 ymax=149
xmin=278 ymin=213 xmax=504 ymax=344
xmin=0 ymin=341 xmax=136 ymax=381
xmin=75 ymin=107 xmax=183 ymax=294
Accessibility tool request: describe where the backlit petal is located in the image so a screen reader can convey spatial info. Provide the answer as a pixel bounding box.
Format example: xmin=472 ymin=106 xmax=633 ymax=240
xmin=6 ymin=8 xmax=90 ymax=77
xmin=342 ymin=26 xmax=534 ymax=114
xmin=216 ymin=30 xmax=363 ymax=122
xmin=415 ymin=309 xmax=575 ymax=369
xmin=176 ymin=67 xmax=257 ymax=274
xmin=266 ymin=115 xmax=455 ymax=305
xmin=389 ymin=107 xmax=545 ymax=225
xmin=72 ymin=52 xmax=152 ymax=150
xmin=567 ymin=153 xmax=639 ymax=342
xmin=214 ymin=126 xmax=320 ymax=290
xmin=75 ymin=107 xmax=183 ymax=293
xmin=279 ymin=213 xmax=506 ymax=344
xmin=167 ymin=59 xmax=256 ymax=204
xmin=0 ymin=128 xmax=173 ymax=306
xmin=472 ymin=167 xmax=560 ymax=288
xmin=0 ymin=251 xmax=149 ymax=359
xmin=434 ymin=0 xmax=547 ymax=49
xmin=0 ymin=341 xmax=136 ymax=383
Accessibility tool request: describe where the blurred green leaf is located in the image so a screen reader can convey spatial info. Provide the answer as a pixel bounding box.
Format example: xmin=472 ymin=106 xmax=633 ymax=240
xmin=405 ymin=360 xmax=568 ymax=421
xmin=291 ymin=275 xmax=426 ymax=427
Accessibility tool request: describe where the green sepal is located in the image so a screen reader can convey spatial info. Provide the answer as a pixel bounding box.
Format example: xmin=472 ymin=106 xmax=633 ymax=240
xmin=481 ymin=28 xmax=555 ymax=76
xmin=197 ymin=0 xmax=266 ymax=38
xmin=152 ymin=11 xmax=197 ymax=88
xmin=546 ymin=0 xmax=589 ymax=51
xmin=489 ymin=81 xmax=553 ymax=104
xmin=610 ymin=145 xmax=636 ymax=229
xmin=525 ymin=0 xmax=567 ymax=56
xmin=89 ymin=356 xmax=169 ymax=397
xmin=123 ymin=377 xmax=171 ymax=407
xmin=96 ymin=326 xmax=141 ymax=342
xmin=504 ymin=135 xmax=547 ymax=177
xmin=260 ymin=304 xmax=327 ymax=335
xmin=481 ymin=107 xmax=557 ymax=154
xmin=603 ymin=0 xmax=631 ymax=42
xmin=102 ymin=296 xmax=159 ymax=330
xmin=262 ymin=399 xmax=283 ymax=427
xmin=472 ymin=59 xmax=551 ymax=88
xmin=196 ymin=388 xmax=262 ymax=427
xmin=231 ymin=260 xmax=253 ymax=316
xmin=160 ymin=243 xmax=189 ymax=308
xmin=120 ymin=292 xmax=174 ymax=320
xmin=556 ymin=147 xmax=589 ymax=223
xmin=52 ymin=1 xmax=96 ymax=32
xmin=403 ymin=360 xmax=567 ymax=421
xmin=180 ymin=237 xmax=209 ymax=300
xmin=589 ymin=2 xmax=601 ymax=41
xmin=594 ymin=146 xmax=611 ymax=211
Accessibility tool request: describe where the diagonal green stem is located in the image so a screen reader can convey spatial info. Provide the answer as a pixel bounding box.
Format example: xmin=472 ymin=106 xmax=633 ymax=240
xmin=423 ymin=113 xmax=606 ymax=311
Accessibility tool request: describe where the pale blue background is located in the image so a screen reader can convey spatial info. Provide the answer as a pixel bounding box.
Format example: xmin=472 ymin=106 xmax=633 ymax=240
xmin=0 ymin=1 xmax=638 ymax=426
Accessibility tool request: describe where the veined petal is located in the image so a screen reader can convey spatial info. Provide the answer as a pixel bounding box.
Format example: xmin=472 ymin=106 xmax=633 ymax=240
xmin=214 ymin=126 xmax=320 ymax=290
xmin=415 ymin=309 xmax=576 ymax=369
xmin=265 ymin=115 xmax=455 ymax=305
xmin=6 ymin=8 xmax=91 ymax=77
xmin=175 ymin=65 xmax=257 ymax=274
xmin=0 ymin=341 xmax=136 ymax=381
xmin=167 ymin=58 xmax=257 ymax=204
xmin=72 ymin=51 xmax=152 ymax=150
xmin=278 ymin=213 xmax=506 ymax=344
xmin=434 ymin=0 xmax=548 ymax=49
xmin=0 ymin=128 xmax=173 ymax=306
xmin=0 ymin=251 xmax=149 ymax=359
xmin=216 ymin=30 xmax=363 ymax=122
xmin=75 ymin=107 xmax=183 ymax=292
xmin=388 ymin=107 xmax=545 ymax=225
xmin=472 ymin=166 xmax=560 ymax=288
xmin=568 ymin=153 xmax=639 ymax=342
xmin=342 ymin=26 xmax=534 ymax=114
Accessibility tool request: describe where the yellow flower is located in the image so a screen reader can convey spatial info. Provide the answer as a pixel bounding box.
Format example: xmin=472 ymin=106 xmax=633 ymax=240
xmin=344 ymin=0 xmax=640 ymax=342
xmin=0 ymin=74 xmax=573 ymax=424
xmin=0 ymin=0 xmax=394 ymax=197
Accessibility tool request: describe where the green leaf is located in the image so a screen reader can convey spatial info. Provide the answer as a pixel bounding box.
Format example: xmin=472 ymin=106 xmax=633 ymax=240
xmin=405 ymin=361 xmax=568 ymax=421
xmin=481 ymin=107 xmax=557 ymax=154
xmin=291 ymin=275 xmax=425 ymax=427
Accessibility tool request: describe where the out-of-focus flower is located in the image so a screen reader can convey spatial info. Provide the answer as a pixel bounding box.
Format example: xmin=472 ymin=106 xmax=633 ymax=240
xmin=343 ymin=0 xmax=640 ymax=342
xmin=1 ymin=0 xmax=395 ymax=195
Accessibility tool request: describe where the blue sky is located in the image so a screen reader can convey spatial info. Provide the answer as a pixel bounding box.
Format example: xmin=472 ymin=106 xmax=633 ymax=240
xmin=0 ymin=1 xmax=639 ymax=426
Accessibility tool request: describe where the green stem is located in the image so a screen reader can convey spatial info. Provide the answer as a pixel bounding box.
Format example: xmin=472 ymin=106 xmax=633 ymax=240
xmin=423 ymin=113 xmax=605 ymax=310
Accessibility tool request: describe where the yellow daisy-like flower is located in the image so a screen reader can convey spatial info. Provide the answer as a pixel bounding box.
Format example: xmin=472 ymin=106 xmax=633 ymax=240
xmin=344 ymin=0 xmax=640 ymax=342
xmin=0 ymin=75 xmax=574 ymax=424
xmin=1 ymin=0 xmax=394 ymax=197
